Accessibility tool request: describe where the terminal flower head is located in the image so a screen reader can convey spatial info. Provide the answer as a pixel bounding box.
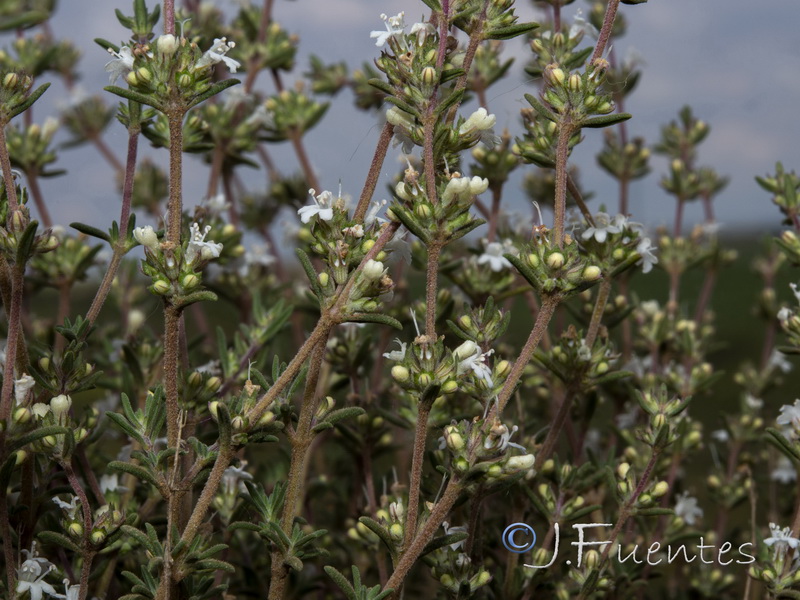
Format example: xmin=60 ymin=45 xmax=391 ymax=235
xmin=298 ymin=188 xmax=334 ymax=223
xmin=764 ymin=523 xmax=800 ymax=555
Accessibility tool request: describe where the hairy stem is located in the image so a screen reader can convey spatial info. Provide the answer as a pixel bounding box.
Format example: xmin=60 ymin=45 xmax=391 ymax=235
xmin=585 ymin=278 xmax=612 ymax=348
xmin=164 ymin=0 xmax=175 ymax=35
xmin=0 ymin=124 xmax=19 ymax=213
xmin=25 ymin=171 xmax=52 ymax=229
xmin=590 ymin=0 xmax=622 ymax=63
xmin=167 ymin=112 xmax=184 ymax=245
xmin=63 ymin=460 xmax=96 ymax=600
xmin=553 ymin=123 xmax=574 ymax=248
xmin=403 ymin=401 xmax=432 ymax=550
xmin=425 ymin=242 xmax=442 ymax=338
xmin=353 ymin=121 xmax=393 ymax=223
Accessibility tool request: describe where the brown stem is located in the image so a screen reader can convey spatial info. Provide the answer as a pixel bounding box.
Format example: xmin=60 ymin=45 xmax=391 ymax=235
xmin=0 ymin=492 xmax=15 ymax=593
xmin=54 ymin=281 xmax=71 ymax=353
xmin=289 ymin=129 xmax=320 ymax=193
xmin=403 ymin=401 xmax=432 ymax=549
xmin=167 ymin=112 xmax=184 ymax=245
xmin=0 ymin=264 xmax=24 ymax=425
xmin=63 ymin=459 xmax=96 ymax=600
xmin=553 ymin=123 xmax=574 ymax=248
xmin=353 ymin=121 xmax=393 ymax=223
xmin=567 ymin=174 xmax=595 ymax=227
xmin=0 ymin=124 xmax=20 ymax=212
xmin=487 ymin=187 xmax=502 ymax=243
xmin=384 ymin=478 xmax=462 ymax=597
xmin=494 ymin=297 xmax=558 ymax=417
xmin=422 ymin=113 xmax=438 ymax=205
xmin=25 ymin=170 xmax=53 ymax=229
xmin=425 ymin=242 xmax=442 ymax=339
xmin=585 ymin=278 xmax=611 ymax=348
xmin=164 ymin=0 xmax=175 ymax=34
xmin=89 ymin=133 xmax=124 ymax=174
xmin=590 ymin=0 xmax=622 ymax=63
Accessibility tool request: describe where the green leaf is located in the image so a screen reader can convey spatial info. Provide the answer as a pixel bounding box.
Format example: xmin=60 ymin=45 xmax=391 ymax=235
xmin=104 ymin=86 xmax=162 ymax=111
xmin=312 ymin=407 xmax=366 ymax=432
xmin=324 ymin=566 xmax=358 ymax=600
xmin=189 ymin=79 xmax=241 ymax=109
xmin=345 ymin=312 xmax=402 ymax=330
xmin=486 ymin=21 xmax=539 ymax=40
xmin=109 ymin=461 xmax=162 ymax=490
xmin=635 ymin=507 xmax=674 ymax=517
xmin=296 ymin=248 xmax=323 ymax=298
xmin=9 ymin=426 xmax=69 ymax=453
xmin=10 ymin=82 xmax=50 ymax=119
xmin=422 ymin=532 xmax=468 ymax=556
xmin=765 ymin=427 xmax=800 ymax=462
xmin=70 ymin=221 xmax=111 ymax=242
xmin=37 ymin=530 xmax=81 ymax=553
xmin=15 ymin=220 xmax=39 ymax=265
xmin=524 ymin=93 xmax=558 ymax=123
xmin=581 ymin=113 xmax=633 ymax=129
xmin=105 ymin=412 xmax=145 ymax=446
xmin=358 ymin=517 xmax=396 ymax=558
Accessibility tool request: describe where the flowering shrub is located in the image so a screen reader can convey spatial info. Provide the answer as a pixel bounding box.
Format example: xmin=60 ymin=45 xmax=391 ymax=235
xmin=1 ymin=1 xmax=799 ymax=599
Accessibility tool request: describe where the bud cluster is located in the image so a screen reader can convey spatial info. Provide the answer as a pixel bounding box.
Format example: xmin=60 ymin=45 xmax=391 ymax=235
xmin=5 ymin=118 xmax=60 ymax=175
xmin=259 ymin=86 xmax=329 ymax=143
xmin=596 ymin=130 xmax=650 ymax=182
xmin=635 ymin=386 xmax=691 ymax=449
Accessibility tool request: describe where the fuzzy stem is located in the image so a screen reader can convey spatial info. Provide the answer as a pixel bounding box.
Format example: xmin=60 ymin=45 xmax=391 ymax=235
xmin=487 ymin=187 xmax=502 ymax=243
xmin=384 ymin=478 xmax=462 ymax=598
xmin=353 ymin=121 xmax=393 ymax=223
xmin=25 ymin=171 xmax=52 ymax=229
xmin=590 ymin=0 xmax=622 ymax=63
xmin=164 ymin=0 xmax=175 ymax=35
xmin=0 ymin=124 xmax=19 ymax=212
xmin=63 ymin=460 xmax=95 ymax=600
xmin=403 ymin=401 xmax=432 ymax=549
xmin=585 ymin=278 xmax=612 ymax=348
xmin=425 ymin=242 xmax=442 ymax=338
xmin=0 ymin=492 xmax=15 ymax=594
xmin=289 ymin=129 xmax=320 ymax=193
xmin=577 ymin=449 xmax=660 ymax=600
xmin=494 ymin=297 xmax=558 ymax=417
xmin=89 ymin=133 xmax=124 ymax=174
xmin=268 ymin=338 xmax=330 ymax=600
xmin=167 ymin=112 xmax=184 ymax=245
xmin=553 ymin=123 xmax=574 ymax=248
xmin=164 ymin=305 xmax=182 ymax=450
xmin=0 ymin=264 xmax=24 ymax=425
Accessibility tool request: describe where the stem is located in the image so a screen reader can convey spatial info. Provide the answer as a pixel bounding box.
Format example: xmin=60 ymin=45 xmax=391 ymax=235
xmin=422 ymin=113 xmax=438 ymax=205
xmin=585 ymin=278 xmax=612 ymax=348
xmin=403 ymin=401 xmax=432 ymax=549
xmin=553 ymin=123 xmax=574 ymax=248
xmin=353 ymin=121 xmax=393 ymax=223
xmin=534 ymin=385 xmax=577 ymax=470
xmin=89 ymin=133 xmax=124 ymax=174
xmin=63 ymin=461 xmax=96 ymax=600
xmin=164 ymin=0 xmax=175 ymax=35
xmin=384 ymin=478 xmax=462 ymax=598
xmin=567 ymin=174 xmax=595 ymax=227
xmin=0 ymin=265 xmax=24 ymax=425
xmin=493 ymin=297 xmax=558 ymax=417
xmin=0 ymin=492 xmax=15 ymax=593
xmin=424 ymin=243 xmax=442 ymax=339
xmin=289 ymin=129 xmax=320 ymax=193
xmin=25 ymin=171 xmax=52 ymax=229
xmin=269 ymin=339 xmax=329 ymax=600
xmin=487 ymin=187 xmax=502 ymax=243
xmin=167 ymin=113 xmax=184 ymax=245
xmin=577 ymin=449 xmax=660 ymax=600
xmin=164 ymin=305 xmax=182 ymax=450
xmin=0 ymin=124 xmax=19 ymax=212
xmin=54 ymin=281 xmax=71 ymax=353
xmin=590 ymin=0 xmax=622 ymax=63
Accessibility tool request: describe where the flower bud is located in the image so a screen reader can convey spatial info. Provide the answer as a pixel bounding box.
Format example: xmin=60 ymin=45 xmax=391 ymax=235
xmin=50 ymin=394 xmax=72 ymax=418
xmin=13 ymin=407 xmax=31 ymax=424
xmin=182 ymin=273 xmax=199 ymax=290
xmin=546 ymin=252 xmax=565 ymax=269
xmin=568 ymin=73 xmax=581 ymax=92
xmin=363 ymin=259 xmax=384 ymax=282
xmin=617 ymin=462 xmax=630 ymax=479
xmin=157 ymin=34 xmax=178 ymax=55
xmin=421 ymin=66 xmax=436 ymax=87
xmin=68 ymin=522 xmax=83 ymax=537
xmin=389 ymin=522 xmax=404 ymax=540
xmin=582 ymin=265 xmax=602 ymax=281
xmin=652 ymin=481 xmax=669 ymax=497
xmin=391 ymin=365 xmax=410 ymax=382
xmin=544 ymin=64 xmax=566 ymax=86
xmin=152 ymin=280 xmax=171 ymax=295
xmin=441 ymin=380 xmax=458 ymax=394
xmin=3 ymin=72 xmax=19 ymax=88
xmin=91 ymin=530 xmax=106 ymax=545
xmin=506 ymin=454 xmax=535 ymax=472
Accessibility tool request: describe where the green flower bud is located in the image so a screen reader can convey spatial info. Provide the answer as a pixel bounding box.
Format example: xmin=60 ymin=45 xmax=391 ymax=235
xmin=182 ymin=273 xmax=199 ymax=290
xmin=546 ymin=252 xmax=565 ymax=269
xmin=68 ymin=522 xmax=83 ymax=538
xmin=91 ymin=530 xmax=106 ymax=545
xmin=318 ymin=272 xmax=329 ymax=287
xmin=583 ymin=265 xmax=602 ymax=281
xmin=391 ymin=365 xmax=410 ymax=382
xmin=389 ymin=522 xmax=404 ymax=540
xmin=152 ymin=280 xmax=171 ymax=295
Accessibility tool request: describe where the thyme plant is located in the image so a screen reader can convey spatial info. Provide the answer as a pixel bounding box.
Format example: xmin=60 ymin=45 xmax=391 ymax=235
xmin=1 ymin=0 xmax=800 ymax=599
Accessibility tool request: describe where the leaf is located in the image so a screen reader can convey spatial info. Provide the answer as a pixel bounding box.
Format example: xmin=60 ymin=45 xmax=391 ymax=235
xmin=105 ymin=412 xmax=145 ymax=446
xmin=10 ymin=82 xmax=50 ymax=119
xmin=295 ymin=248 xmax=323 ymax=298
xmin=358 ymin=517 xmax=396 ymax=557
xmin=104 ymin=85 xmax=162 ymax=111
xmin=486 ymin=21 xmax=539 ymax=40
xmin=109 ymin=461 xmax=162 ymax=490
xmin=765 ymin=427 xmax=800 ymax=462
xmin=9 ymin=426 xmax=69 ymax=453
xmin=324 ymin=566 xmax=358 ymax=600
xmin=524 ymin=93 xmax=558 ymax=123
xmin=312 ymin=407 xmax=366 ymax=432
xmin=635 ymin=507 xmax=674 ymax=517
xmin=70 ymin=222 xmax=111 ymax=242
xmin=422 ymin=532 xmax=468 ymax=556
xmin=189 ymin=79 xmax=241 ymax=109
xmin=581 ymin=112 xmax=633 ymax=129
xmin=37 ymin=530 xmax=81 ymax=553
xmin=345 ymin=312 xmax=402 ymax=330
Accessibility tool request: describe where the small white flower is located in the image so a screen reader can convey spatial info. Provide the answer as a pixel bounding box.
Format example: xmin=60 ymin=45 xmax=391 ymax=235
xmin=100 ymin=473 xmax=128 ymax=494
xmin=50 ymin=394 xmax=72 ymax=420
xmin=636 ymin=237 xmax=658 ymax=274
xmin=383 ymin=339 xmax=407 ymax=361
xmin=104 ymin=46 xmax=134 ymax=83
xmin=581 ymin=212 xmax=622 ymax=243
xmin=772 ymin=456 xmax=797 ymax=484
xmin=454 ymin=341 xmax=495 ymax=386
xmin=156 ymin=34 xmax=179 ymax=55
xmin=222 ymin=462 xmax=253 ymax=495
xmin=506 ymin=453 xmax=536 ymax=472
xmin=14 ymin=374 xmax=35 ymax=404
xmin=59 ymin=579 xmax=81 ymax=600
xmin=31 ymin=403 xmax=50 ymax=419
xmin=298 ymin=188 xmax=334 ymax=224
xmin=370 ymin=12 xmax=406 ymax=47
xmin=342 ymin=224 xmax=364 ymax=238
xmin=485 ymin=423 xmax=525 ymax=453
xmin=477 ymin=241 xmax=512 ymax=272
xmin=185 ymin=223 xmax=223 ymax=265
xmin=196 ymin=37 xmax=240 ymax=72
xmin=52 ymin=495 xmax=80 ymax=519
xmin=779 ymin=307 xmax=793 ymax=321
xmin=778 ymin=400 xmax=800 ymax=429
xmin=769 ymin=349 xmax=793 ymax=373
xmin=765 ymin=523 xmax=800 ymax=554
xmin=365 ymin=199 xmax=388 ymax=228
xmin=710 ymin=429 xmax=729 ymax=443
xmin=744 ymin=393 xmax=763 ymax=410
xmin=363 ymin=259 xmax=385 ymax=282
xmin=409 ymin=22 xmax=435 ymax=45
xmin=442 ymin=521 xmax=467 ymax=550
xmin=615 ymin=403 xmax=638 ymax=429
xmin=133 ymin=225 xmax=159 ymax=251
xmin=674 ymin=491 xmax=703 ymax=526
xmin=16 ymin=543 xmax=59 ymax=600
xmin=238 ymin=243 xmax=276 ymax=276
xmin=459 ymin=108 xmax=500 ymax=147
xmin=203 ymin=193 xmax=230 ymax=217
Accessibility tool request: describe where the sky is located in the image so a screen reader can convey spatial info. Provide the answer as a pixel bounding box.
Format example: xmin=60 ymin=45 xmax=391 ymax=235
xmin=7 ymin=0 xmax=800 ymax=236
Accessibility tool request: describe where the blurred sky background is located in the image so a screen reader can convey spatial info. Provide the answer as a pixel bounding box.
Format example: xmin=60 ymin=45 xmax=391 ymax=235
xmin=7 ymin=0 xmax=800 ymax=235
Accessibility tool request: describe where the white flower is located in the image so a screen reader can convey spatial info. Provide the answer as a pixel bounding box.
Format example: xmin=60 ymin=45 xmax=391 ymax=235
xmin=581 ymin=212 xmax=622 ymax=243
xmin=370 ymin=12 xmax=406 ymax=47
xmin=59 ymin=579 xmax=81 ymax=600
xmin=31 ymin=403 xmax=50 ymax=419
xmin=743 ymin=393 xmax=763 ymax=410
xmin=454 ymin=341 xmax=494 ymax=386
xmin=50 ymin=394 xmax=72 ymax=420
xmin=156 ymin=34 xmax=178 ymax=55
xmin=203 ymin=193 xmax=230 ymax=217
xmin=459 ymin=108 xmax=500 ymax=147
xmin=133 ymin=225 xmax=159 ymax=251
xmin=615 ymin=403 xmax=638 ymax=429
xmin=16 ymin=543 xmax=59 ymax=600
xmin=196 ymin=37 xmax=240 ymax=72
xmin=769 ymin=349 xmax=793 ymax=374
xmin=238 ymin=243 xmax=276 ymax=276
xmin=363 ymin=259 xmax=385 ymax=282
xmin=710 ymin=429 xmax=729 ymax=443
xmin=365 ymin=199 xmax=388 ymax=228
xmin=383 ymin=339 xmax=407 ymax=361
xmin=342 ymin=224 xmax=364 ymax=238
xmin=298 ymin=188 xmax=334 ymax=224
xmin=569 ymin=8 xmax=598 ymax=39
xmin=791 ymin=282 xmax=800 ymax=303
xmin=485 ymin=423 xmax=525 ymax=453
xmin=636 ymin=237 xmax=658 ymax=273
xmin=104 ymin=46 xmax=134 ymax=83
xmin=477 ymin=241 xmax=512 ymax=272
xmin=506 ymin=453 xmax=536 ymax=472
xmin=14 ymin=374 xmax=35 ymax=404
xmin=185 ymin=223 xmax=223 ymax=265
xmin=409 ymin=22 xmax=435 ymax=45
xmin=674 ymin=491 xmax=703 ymax=526
xmin=222 ymin=462 xmax=253 ymax=495
xmin=52 ymin=495 xmax=80 ymax=519
xmin=765 ymin=523 xmax=800 ymax=554
xmin=442 ymin=521 xmax=467 ymax=550
xmin=778 ymin=400 xmax=800 ymax=429
xmin=772 ymin=456 xmax=797 ymax=484
xmin=100 ymin=473 xmax=127 ymax=494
